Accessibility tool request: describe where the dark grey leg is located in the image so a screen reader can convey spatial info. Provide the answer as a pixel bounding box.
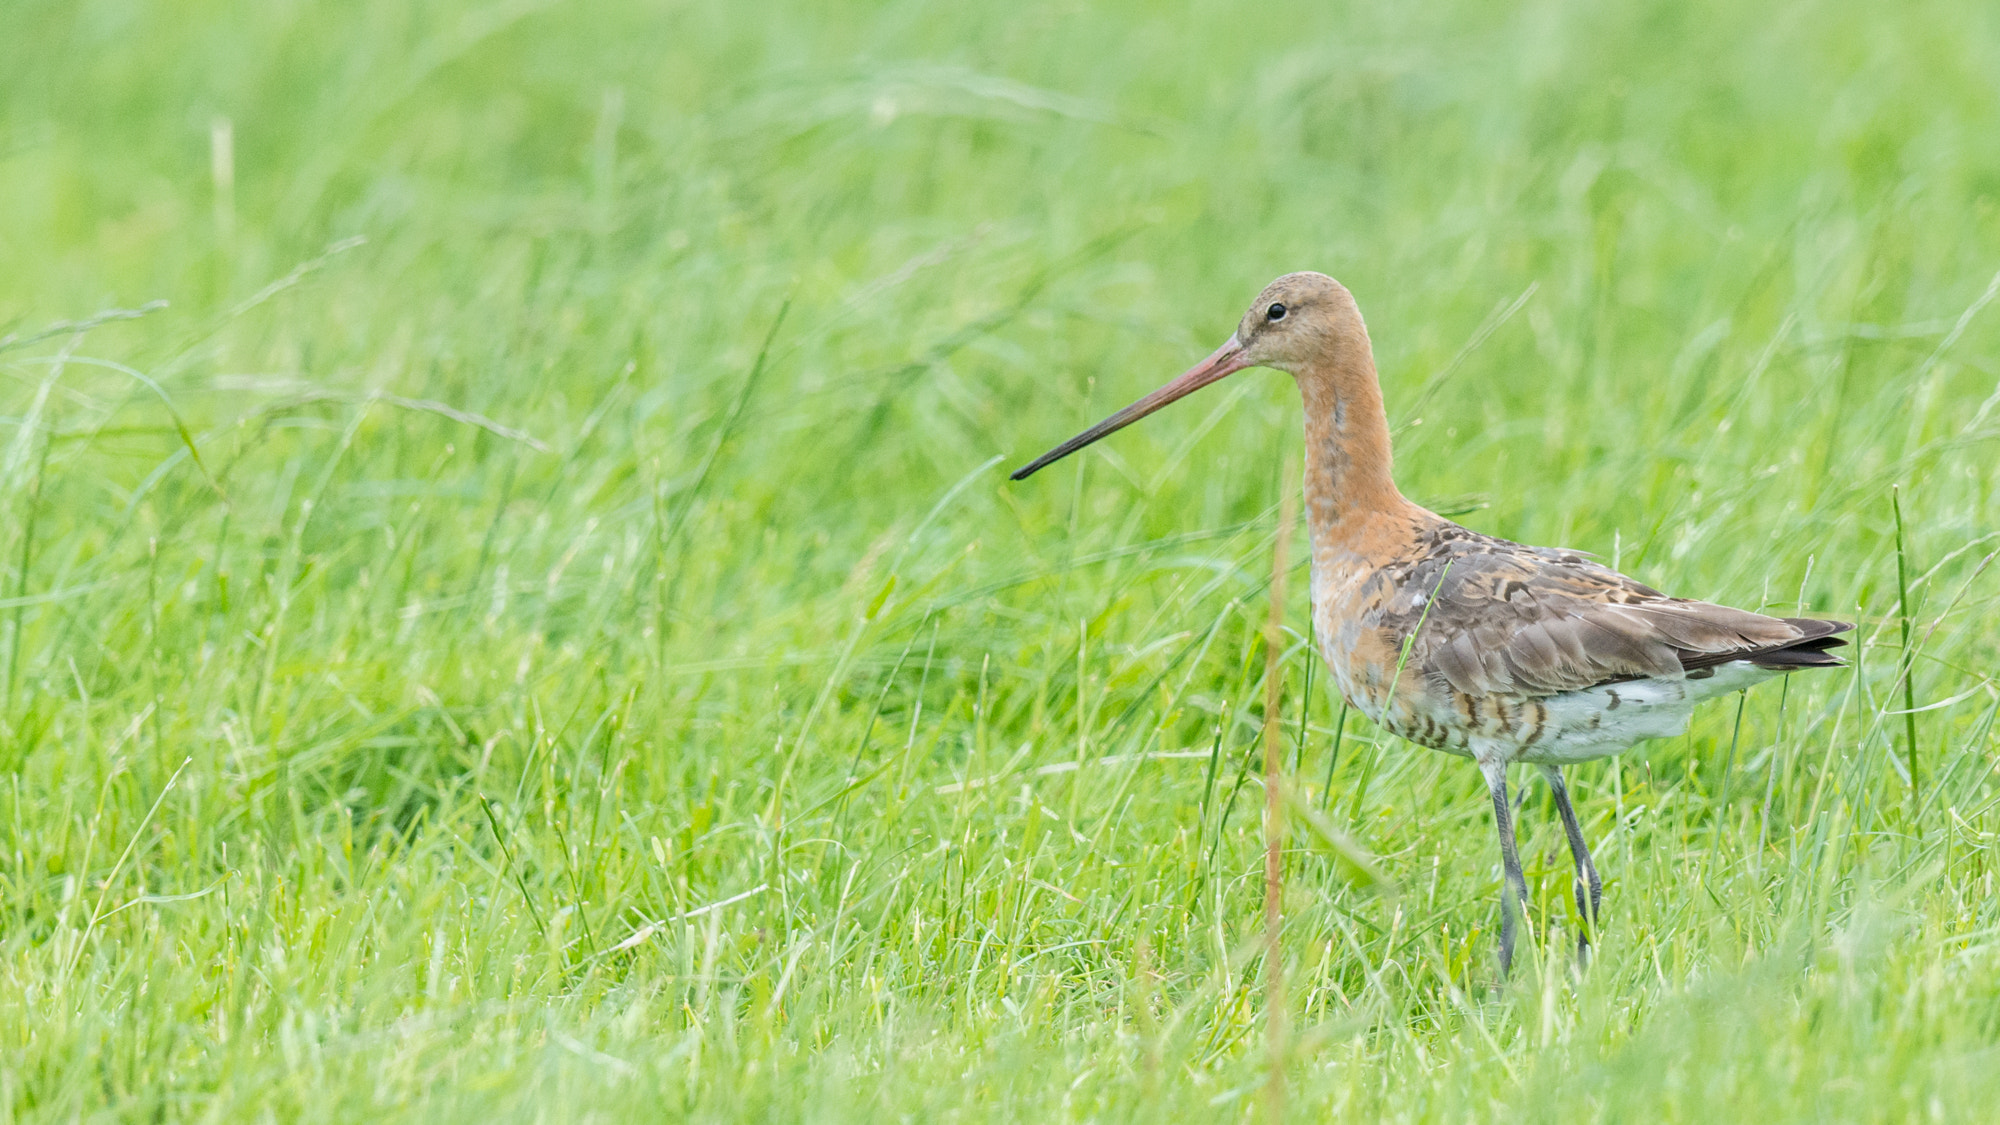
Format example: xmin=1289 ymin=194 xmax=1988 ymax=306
xmin=1541 ymin=764 xmax=1603 ymax=966
xmin=1479 ymin=758 xmax=1530 ymax=976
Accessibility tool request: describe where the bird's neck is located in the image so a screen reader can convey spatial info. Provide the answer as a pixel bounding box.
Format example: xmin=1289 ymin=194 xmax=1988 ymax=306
xmin=1295 ymin=341 xmax=1420 ymax=555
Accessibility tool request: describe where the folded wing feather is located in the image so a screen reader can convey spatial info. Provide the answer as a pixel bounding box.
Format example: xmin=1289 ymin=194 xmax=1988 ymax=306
xmin=1408 ymin=541 xmax=1850 ymax=698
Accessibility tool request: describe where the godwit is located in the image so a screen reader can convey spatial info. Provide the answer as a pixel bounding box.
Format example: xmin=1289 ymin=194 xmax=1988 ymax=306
xmin=1012 ymin=272 xmax=1851 ymax=972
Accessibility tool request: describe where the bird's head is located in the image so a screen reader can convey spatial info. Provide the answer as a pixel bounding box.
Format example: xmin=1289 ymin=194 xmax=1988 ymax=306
xmin=1231 ymin=271 xmax=1362 ymax=373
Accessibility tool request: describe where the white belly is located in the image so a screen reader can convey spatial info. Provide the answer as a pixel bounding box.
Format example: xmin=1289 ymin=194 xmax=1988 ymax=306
xmin=1515 ymin=661 xmax=1783 ymax=764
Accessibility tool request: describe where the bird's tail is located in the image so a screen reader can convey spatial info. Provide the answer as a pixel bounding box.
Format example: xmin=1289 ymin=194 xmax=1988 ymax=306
xmin=1747 ymin=618 xmax=1854 ymax=671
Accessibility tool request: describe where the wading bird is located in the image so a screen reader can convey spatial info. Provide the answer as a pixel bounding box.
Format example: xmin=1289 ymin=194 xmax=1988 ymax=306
xmin=1011 ymin=272 xmax=1850 ymax=972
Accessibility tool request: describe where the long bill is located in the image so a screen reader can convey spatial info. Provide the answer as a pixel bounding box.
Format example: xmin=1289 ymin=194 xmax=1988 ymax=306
xmin=1009 ymin=337 xmax=1251 ymax=481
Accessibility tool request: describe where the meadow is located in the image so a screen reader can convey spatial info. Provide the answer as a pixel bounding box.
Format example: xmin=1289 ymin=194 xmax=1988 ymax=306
xmin=3 ymin=0 xmax=2000 ymax=1119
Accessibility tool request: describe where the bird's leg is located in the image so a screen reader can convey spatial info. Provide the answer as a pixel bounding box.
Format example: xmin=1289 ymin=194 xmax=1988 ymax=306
xmin=1541 ymin=764 xmax=1603 ymax=967
xmin=1479 ymin=757 xmax=1530 ymax=977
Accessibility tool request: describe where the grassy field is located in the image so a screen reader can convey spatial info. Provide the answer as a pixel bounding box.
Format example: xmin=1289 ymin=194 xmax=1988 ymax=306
xmin=4 ymin=0 xmax=2000 ymax=1119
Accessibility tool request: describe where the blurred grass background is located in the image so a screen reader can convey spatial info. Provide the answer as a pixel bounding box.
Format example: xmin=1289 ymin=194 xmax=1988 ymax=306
xmin=3 ymin=0 xmax=1999 ymax=1119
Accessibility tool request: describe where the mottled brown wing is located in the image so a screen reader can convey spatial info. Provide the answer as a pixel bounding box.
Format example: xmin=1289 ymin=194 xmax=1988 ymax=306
xmin=1393 ymin=540 xmax=1847 ymax=698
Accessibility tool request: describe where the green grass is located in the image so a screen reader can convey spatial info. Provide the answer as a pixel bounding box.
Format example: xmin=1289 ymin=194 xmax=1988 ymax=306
xmin=3 ymin=0 xmax=2000 ymax=1119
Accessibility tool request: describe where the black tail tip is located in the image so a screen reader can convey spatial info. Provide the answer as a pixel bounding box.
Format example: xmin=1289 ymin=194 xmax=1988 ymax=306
xmin=1752 ymin=619 xmax=1855 ymax=671
xmin=1753 ymin=651 xmax=1847 ymax=671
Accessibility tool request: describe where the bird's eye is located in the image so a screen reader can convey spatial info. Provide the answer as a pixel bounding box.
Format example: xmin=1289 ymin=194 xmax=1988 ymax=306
xmin=1267 ymin=303 xmax=1287 ymax=321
